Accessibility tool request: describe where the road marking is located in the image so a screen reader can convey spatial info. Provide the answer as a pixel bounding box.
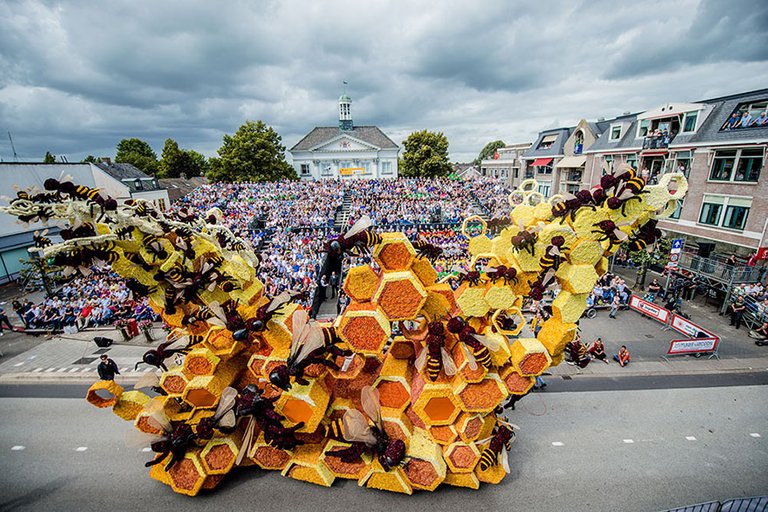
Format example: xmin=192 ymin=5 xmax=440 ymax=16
xmin=141 ymin=447 xmax=152 ymax=453
xmin=551 ymin=442 xmax=564 ymax=447
xmin=32 ymin=368 xmax=44 ymax=373
xmin=29 ymin=355 xmax=37 ymax=359
xmin=623 ymin=439 xmax=634 ymax=444
xmin=750 ymin=433 xmax=761 ymax=438
xmin=11 ymin=446 xmax=25 ymax=451
xmin=44 ymin=368 xmax=56 ymax=373
xmin=68 ymin=368 xmax=80 ymax=373
xmin=57 ymin=368 xmax=68 ymax=373
xmin=685 ymin=436 xmax=697 ymax=441
xmin=13 ymin=362 xmax=24 ymax=367
xmin=75 ymin=447 xmax=88 ymax=452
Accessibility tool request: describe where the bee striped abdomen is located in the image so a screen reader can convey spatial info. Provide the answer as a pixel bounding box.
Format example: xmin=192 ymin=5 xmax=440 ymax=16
xmin=472 ymin=346 xmax=493 ymax=369
xmin=326 ymin=418 xmax=345 ymax=441
xmin=479 ymin=448 xmax=497 ymax=470
xmin=426 ymin=355 xmax=442 ymax=381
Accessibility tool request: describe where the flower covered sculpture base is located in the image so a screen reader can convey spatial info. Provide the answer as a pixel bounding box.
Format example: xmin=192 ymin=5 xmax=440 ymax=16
xmin=1 ymin=169 xmax=687 ymax=495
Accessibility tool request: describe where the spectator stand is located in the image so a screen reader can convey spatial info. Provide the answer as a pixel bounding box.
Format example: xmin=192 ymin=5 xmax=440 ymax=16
xmin=673 ymin=252 xmax=765 ymax=317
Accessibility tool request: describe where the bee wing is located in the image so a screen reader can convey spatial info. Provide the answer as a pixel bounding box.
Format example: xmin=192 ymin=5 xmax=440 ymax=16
xmin=345 ymin=215 xmax=372 ymax=238
xmin=474 ymin=333 xmax=502 ymax=352
xmin=236 ymin=417 xmax=256 ymax=466
xmin=134 ymin=371 xmax=161 ymax=390
xmin=267 ymin=291 xmax=292 ymax=313
xmin=462 ymin=343 xmax=478 ymax=371
xmin=613 ymin=228 xmax=628 ymax=241
xmin=441 ymin=347 xmax=457 ymax=376
xmin=218 ymin=409 xmax=237 ymax=430
xmin=415 ymin=346 xmax=427 ymax=371
xmin=549 ymin=246 xmax=560 ymax=256
xmin=501 ymin=448 xmax=510 ymax=474
xmin=361 ymin=385 xmax=383 ymax=430
xmin=145 ymin=405 xmax=172 ymax=434
xmin=206 ymin=302 xmax=227 ymax=326
xmin=125 ymin=427 xmax=165 ymax=449
xmin=616 ymin=188 xmax=634 ymax=201
xmin=295 ymin=320 xmax=326 ymax=363
xmin=290 ymin=309 xmax=310 ymax=361
xmin=477 ymin=435 xmax=493 ymax=446
xmin=342 ymin=409 xmax=377 ymax=446
xmin=214 ymin=387 xmax=238 ymax=420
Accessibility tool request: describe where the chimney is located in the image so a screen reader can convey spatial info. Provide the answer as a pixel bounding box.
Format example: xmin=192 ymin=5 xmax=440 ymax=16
xmin=101 ymin=157 xmax=112 ymax=164
xmin=597 ymin=117 xmax=605 ymax=122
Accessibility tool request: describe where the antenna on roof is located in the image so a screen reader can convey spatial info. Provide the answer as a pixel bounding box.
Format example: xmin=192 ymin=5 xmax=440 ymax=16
xmin=7 ymin=132 xmax=18 ymax=161
xmin=59 ymin=155 xmax=68 ymax=163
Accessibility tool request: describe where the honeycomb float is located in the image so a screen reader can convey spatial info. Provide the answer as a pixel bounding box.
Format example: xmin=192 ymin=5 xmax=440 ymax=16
xmin=0 ymin=169 xmax=687 ymax=495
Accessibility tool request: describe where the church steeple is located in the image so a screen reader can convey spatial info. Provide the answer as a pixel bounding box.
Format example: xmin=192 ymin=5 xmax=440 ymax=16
xmin=339 ymin=84 xmax=353 ymax=131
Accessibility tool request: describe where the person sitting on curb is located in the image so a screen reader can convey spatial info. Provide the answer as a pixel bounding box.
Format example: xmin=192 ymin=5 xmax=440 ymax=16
xmin=613 ymin=345 xmax=631 ymax=367
xmin=567 ymin=337 xmax=590 ymax=368
xmin=588 ymin=337 xmax=609 ymax=364
xmin=749 ymin=322 xmax=768 ymax=346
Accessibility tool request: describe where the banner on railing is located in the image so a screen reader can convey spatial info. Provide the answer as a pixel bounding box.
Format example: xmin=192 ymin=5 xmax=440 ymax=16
xmin=667 ymin=337 xmax=719 ymax=355
xmin=669 ymin=314 xmax=717 ymax=340
xmin=629 ymin=295 xmax=671 ymax=323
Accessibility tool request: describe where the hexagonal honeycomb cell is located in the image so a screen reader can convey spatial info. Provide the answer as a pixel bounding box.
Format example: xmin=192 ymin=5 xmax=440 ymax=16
xmin=343 ymin=264 xmax=381 ymax=302
xmin=337 ymin=303 xmax=391 ymax=356
xmin=411 ymin=374 xmax=462 ymax=426
xmin=160 ymin=367 xmax=189 ymax=396
xmin=450 ymin=342 xmax=486 ymax=383
xmin=444 ymin=442 xmax=481 ymax=473
xmin=455 ymin=282 xmax=490 ymax=318
xmin=455 ymin=412 xmax=484 ymax=443
xmin=373 ymin=270 xmax=428 ymax=321
xmin=183 ymin=348 xmax=220 ymax=377
xmin=275 ymin=378 xmax=331 ymax=433
xmin=568 ymin=239 xmax=604 ymax=265
xmin=500 ymin=365 xmax=535 ymax=395
xmin=373 ymin=233 xmax=416 ymax=271
xmin=483 ymin=285 xmax=517 ymax=310
xmin=250 ymin=440 xmax=292 ymax=470
xmin=510 ymin=337 xmax=552 ymax=376
xmin=537 ymin=315 xmax=578 ymax=356
xmin=321 ymin=440 xmax=371 ymax=479
xmin=112 ymin=390 xmax=150 ymax=421
xmin=551 ymin=290 xmax=589 ymax=324
xmin=557 ymin=262 xmax=599 ymax=295
xmin=167 ymin=450 xmax=207 ymax=496
xmin=85 ymin=380 xmax=123 ymax=408
xmin=201 ymin=437 xmax=239 ymax=475
xmin=427 ymin=424 xmax=459 ymax=445
xmin=411 ymin=256 xmax=438 ymax=287
xmin=454 ymin=374 xmax=507 ymax=413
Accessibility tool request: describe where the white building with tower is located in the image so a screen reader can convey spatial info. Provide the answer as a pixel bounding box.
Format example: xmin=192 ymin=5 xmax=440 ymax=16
xmin=290 ymin=93 xmax=400 ymax=179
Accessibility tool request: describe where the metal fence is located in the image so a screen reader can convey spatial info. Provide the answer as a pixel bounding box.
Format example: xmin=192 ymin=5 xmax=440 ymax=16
xmin=679 ymin=253 xmax=765 ymax=284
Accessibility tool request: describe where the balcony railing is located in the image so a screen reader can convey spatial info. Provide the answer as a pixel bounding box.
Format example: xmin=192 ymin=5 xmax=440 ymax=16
xmin=642 ymin=133 xmax=676 ymax=150
xmin=524 ymin=171 xmax=534 ymax=179
xmin=679 ymin=253 xmax=763 ymax=284
xmin=566 ymin=170 xmax=582 ymax=182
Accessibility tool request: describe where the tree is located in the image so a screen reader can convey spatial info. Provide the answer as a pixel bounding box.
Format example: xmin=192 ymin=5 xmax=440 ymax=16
xmin=115 ymin=138 xmax=158 ymax=175
xmin=207 ymin=120 xmax=296 ymax=182
xmin=43 ymin=151 xmax=56 ymax=163
xmin=157 ymin=139 xmax=206 ymax=179
xmin=400 ymin=130 xmax=452 ymax=178
xmin=474 ymin=140 xmax=506 ymax=166
xmin=629 ymin=236 xmax=671 ymax=288
xmin=82 ymin=155 xmax=100 ymax=163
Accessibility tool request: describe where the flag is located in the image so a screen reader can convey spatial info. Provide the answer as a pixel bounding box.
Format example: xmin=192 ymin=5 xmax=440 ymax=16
xmin=493 ymin=151 xmax=500 ymax=159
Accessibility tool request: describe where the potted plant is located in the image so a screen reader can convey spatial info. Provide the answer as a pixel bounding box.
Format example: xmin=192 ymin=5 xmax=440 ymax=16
xmin=138 ymin=319 xmax=154 ymax=342
xmin=114 ymin=319 xmax=132 ymax=341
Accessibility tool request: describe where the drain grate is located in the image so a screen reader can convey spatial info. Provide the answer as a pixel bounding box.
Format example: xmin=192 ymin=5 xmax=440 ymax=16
xmin=92 ymin=348 xmax=111 ymax=354
xmin=644 ymin=334 xmax=655 ymax=338
xmin=561 ymin=375 xmax=572 ymax=380
xmin=73 ymin=357 xmax=97 ymax=365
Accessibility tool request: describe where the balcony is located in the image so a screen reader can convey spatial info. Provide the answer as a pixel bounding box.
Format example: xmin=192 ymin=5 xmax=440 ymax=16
xmin=642 ymin=132 xmax=676 ymax=150
xmin=524 ymin=171 xmax=534 ymax=179
xmin=566 ymin=170 xmax=582 ymax=182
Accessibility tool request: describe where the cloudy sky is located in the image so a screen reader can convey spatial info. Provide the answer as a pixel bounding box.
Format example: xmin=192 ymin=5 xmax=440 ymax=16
xmin=1 ymin=0 xmax=766 ymax=164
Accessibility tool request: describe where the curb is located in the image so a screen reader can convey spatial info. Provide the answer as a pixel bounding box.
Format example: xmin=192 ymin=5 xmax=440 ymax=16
xmin=0 ymin=373 xmax=145 ymax=385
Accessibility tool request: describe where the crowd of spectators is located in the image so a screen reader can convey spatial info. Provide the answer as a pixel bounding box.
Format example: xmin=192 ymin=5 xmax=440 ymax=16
xmin=10 ymin=271 xmax=158 ymax=333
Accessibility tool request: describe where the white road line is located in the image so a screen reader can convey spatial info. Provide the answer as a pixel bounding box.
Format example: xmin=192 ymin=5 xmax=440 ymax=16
xmin=750 ymin=433 xmax=761 ymax=438
xmin=623 ymin=439 xmax=634 ymax=444
xmin=56 ymin=368 xmax=68 ymax=373
xmin=29 ymin=355 xmax=37 ymax=359
xmin=685 ymin=436 xmax=697 ymax=441
xmin=11 ymin=446 xmax=25 ymax=451
xmin=74 ymin=447 xmax=88 ymax=452
xmin=68 ymin=368 xmax=80 ymax=373
xmin=32 ymin=368 xmax=44 ymax=373
xmin=44 ymin=368 xmax=56 ymax=373
xmin=13 ymin=362 xmax=24 ymax=367
xmin=551 ymin=442 xmax=564 ymax=447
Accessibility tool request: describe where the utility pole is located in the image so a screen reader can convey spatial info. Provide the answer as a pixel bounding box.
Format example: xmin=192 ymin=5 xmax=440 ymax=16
xmin=8 ymin=132 xmax=18 ymax=161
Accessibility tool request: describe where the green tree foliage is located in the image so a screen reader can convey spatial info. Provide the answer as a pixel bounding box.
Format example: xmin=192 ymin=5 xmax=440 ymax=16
xmin=474 ymin=140 xmax=506 ymax=166
xmin=82 ymin=155 xmax=100 ymax=163
xmin=400 ymin=130 xmax=452 ymax=178
xmin=628 ymin=236 xmax=671 ymax=287
xmin=43 ymin=151 xmax=56 ymax=163
xmin=207 ymin=120 xmax=296 ymax=182
xmin=157 ymin=139 xmax=207 ymax=178
xmin=115 ymin=138 xmax=159 ymax=175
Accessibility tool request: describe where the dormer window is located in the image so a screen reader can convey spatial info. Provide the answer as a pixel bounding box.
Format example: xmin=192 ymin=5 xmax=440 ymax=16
xmin=537 ymin=134 xmax=558 ymax=150
xmin=134 ymin=178 xmax=143 ymax=190
xmin=682 ymin=111 xmax=698 ymax=133
xmin=609 ymin=125 xmax=622 ymax=141
xmin=637 ymin=120 xmax=650 ymax=138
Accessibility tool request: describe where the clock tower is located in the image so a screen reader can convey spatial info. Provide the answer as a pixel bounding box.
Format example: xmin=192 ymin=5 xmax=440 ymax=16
xmin=339 ymin=92 xmax=353 ymax=131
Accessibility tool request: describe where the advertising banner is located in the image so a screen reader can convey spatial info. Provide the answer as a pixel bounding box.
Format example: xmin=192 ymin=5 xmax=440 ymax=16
xmin=669 ymin=314 xmax=716 ymax=339
xmin=667 ymin=337 xmax=719 ymax=355
xmin=629 ymin=295 xmax=671 ymax=323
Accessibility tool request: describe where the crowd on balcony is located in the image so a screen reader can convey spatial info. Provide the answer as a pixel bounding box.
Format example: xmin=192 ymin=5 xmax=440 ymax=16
xmin=721 ymin=110 xmax=768 ymax=130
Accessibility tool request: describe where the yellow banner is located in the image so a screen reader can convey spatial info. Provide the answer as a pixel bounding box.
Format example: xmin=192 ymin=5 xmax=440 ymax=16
xmin=339 ymin=167 xmax=365 ymax=176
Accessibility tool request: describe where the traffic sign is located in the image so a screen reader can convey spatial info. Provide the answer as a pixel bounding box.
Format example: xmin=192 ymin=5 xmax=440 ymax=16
xmin=670 ymin=238 xmax=684 ymax=254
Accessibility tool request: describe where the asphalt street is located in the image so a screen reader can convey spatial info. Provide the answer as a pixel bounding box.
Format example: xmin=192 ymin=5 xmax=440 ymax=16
xmin=1 ymin=385 xmax=766 ymax=512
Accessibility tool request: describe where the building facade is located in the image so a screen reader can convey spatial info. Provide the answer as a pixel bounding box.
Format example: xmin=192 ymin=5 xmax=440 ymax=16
xmin=479 ymin=142 xmax=531 ymax=187
xmin=290 ymin=94 xmax=400 ymax=180
xmin=521 ymin=127 xmax=572 ymax=197
xmin=0 ymin=162 xmax=169 ymax=283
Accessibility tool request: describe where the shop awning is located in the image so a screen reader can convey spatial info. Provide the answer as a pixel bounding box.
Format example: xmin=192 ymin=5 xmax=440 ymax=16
xmin=641 ymin=150 xmax=668 ymax=157
xmin=554 ymin=155 xmax=586 ymax=168
xmin=531 ymin=157 xmax=553 ymax=166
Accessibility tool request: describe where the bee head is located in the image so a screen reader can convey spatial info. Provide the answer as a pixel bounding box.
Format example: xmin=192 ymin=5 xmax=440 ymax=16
xmin=269 ymin=365 xmax=291 ymax=391
xmin=330 ymin=240 xmax=342 ymax=254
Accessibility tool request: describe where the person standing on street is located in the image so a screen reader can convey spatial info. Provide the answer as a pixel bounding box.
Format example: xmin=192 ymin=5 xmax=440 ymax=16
xmin=330 ymin=271 xmax=339 ymax=299
xmin=609 ymin=295 xmax=621 ymax=319
xmin=97 ymin=354 xmax=120 ymax=381
xmin=0 ymin=306 xmax=14 ymax=335
xmin=729 ymin=296 xmax=747 ymax=330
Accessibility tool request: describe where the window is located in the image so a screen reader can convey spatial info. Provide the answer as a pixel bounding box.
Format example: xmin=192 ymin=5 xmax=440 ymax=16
xmin=723 ymin=205 xmax=749 ymax=230
xmin=573 ymin=131 xmax=584 ymax=155
xmin=709 ymin=150 xmax=737 ymax=180
xmin=670 ymin=198 xmax=683 ymax=219
xmin=682 ymin=111 xmax=698 ymax=133
xmin=709 ymin=149 xmax=762 ymax=182
xmin=602 ymin=155 xmax=614 ymax=175
xmin=537 ymin=134 xmax=558 ymax=150
xmin=698 ymin=195 xmax=752 ymax=231
xmin=300 ymin=163 xmax=310 ymax=176
xmin=321 ymin=164 xmax=333 ymax=177
xmin=673 ymin=151 xmax=691 ymax=177
xmin=699 ymin=202 xmax=722 ymax=226
xmin=381 ymin=161 xmax=393 ymax=175
xmin=610 ymin=125 xmax=622 ymax=141
xmin=626 ymin=154 xmax=638 ymax=170
xmin=720 ymin=99 xmax=768 ymax=130
xmin=514 ymin=168 xmax=519 ymax=178
xmin=538 ymin=183 xmax=551 ymax=197
xmin=537 ymin=165 xmax=552 ymax=175
xmin=734 ymin=149 xmax=763 ymax=182
xmin=637 ymin=120 xmax=650 ymax=138
xmin=566 ymin=183 xmax=580 ymax=194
